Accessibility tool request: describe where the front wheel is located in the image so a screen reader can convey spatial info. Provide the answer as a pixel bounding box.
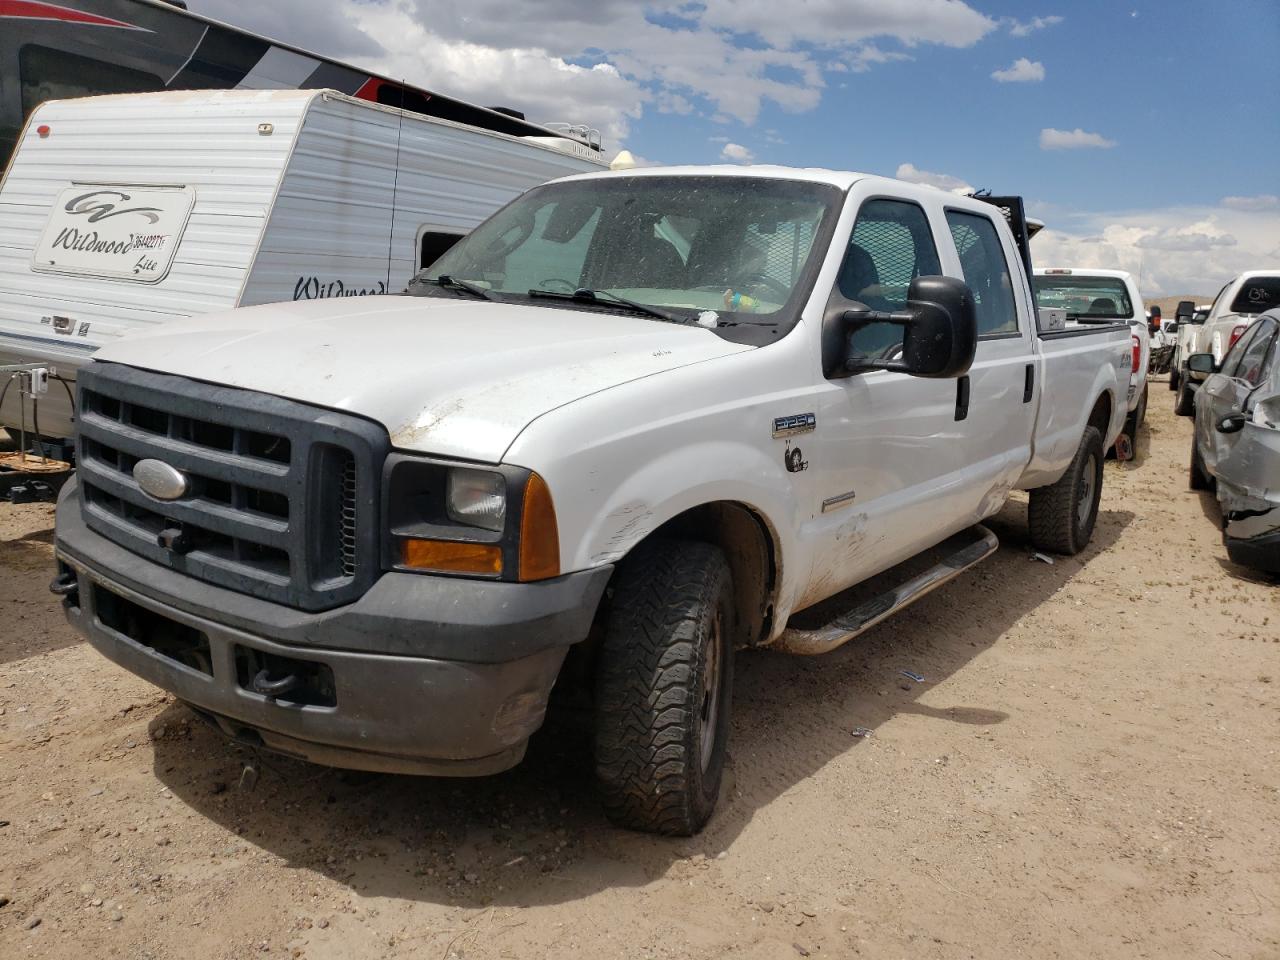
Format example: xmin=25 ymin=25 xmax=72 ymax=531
xmin=1169 ymin=364 xmax=1180 ymax=391
xmin=1028 ymin=425 xmax=1105 ymax=555
xmin=1189 ymin=432 xmax=1212 ymax=491
xmin=1175 ymin=372 xmax=1196 ymax=416
xmin=594 ymin=539 xmax=734 ymax=836
xmin=1134 ymin=381 xmax=1149 ymax=427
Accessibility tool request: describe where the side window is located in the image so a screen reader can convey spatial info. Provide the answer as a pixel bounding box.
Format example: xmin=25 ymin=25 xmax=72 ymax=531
xmin=946 ymin=211 xmax=1019 ymax=336
xmin=19 ymin=45 xmax=162 ymax=120
xmin=1229 ymin=319 xmax=1277 ymax=385
xmin=839 ymin=199 xmax=941 ymax=357
xmin=419 ymin=230 xmax=464 ymax=271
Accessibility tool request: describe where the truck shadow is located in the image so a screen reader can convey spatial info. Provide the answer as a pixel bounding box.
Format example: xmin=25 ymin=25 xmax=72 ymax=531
xmin=148 ymin=500 xmax=1133 ymax=908
xmin=0 ymin=521 xmax=81 ymax=666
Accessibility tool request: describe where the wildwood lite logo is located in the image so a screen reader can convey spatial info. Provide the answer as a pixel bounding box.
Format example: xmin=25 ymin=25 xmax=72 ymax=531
xmin=35 ymin=185 xmax=195 ymax=282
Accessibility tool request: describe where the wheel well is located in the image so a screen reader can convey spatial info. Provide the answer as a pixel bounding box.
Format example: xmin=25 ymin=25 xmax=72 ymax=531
xmin=646 ymin=502 xmax=779 ymax=647
xmin=1088 ymin=391 xmax=1112 ymax=436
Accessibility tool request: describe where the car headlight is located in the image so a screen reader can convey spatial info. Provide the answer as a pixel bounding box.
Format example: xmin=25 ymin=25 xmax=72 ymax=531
xmin=382 ymin=455 xmax=560 ymax=581
xmin=447 ymin=468 xmax=506 ymax=531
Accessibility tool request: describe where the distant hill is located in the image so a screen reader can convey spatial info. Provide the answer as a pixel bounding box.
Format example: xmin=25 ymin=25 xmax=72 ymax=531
xmin=1144 ymin=294 xmax=1212 ymax=317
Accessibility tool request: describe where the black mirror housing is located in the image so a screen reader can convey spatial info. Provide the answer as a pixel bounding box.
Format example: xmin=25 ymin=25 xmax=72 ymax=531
xmin=1187 ymin=352 xmax=1217 ymax=374
xmin=1216 ymin=412 xmax=1248 ymax=434
xmin=1175 ymin=299 xmax=1195 ymax=321
xmin=824 ymin=275 xmax=978 ymax=380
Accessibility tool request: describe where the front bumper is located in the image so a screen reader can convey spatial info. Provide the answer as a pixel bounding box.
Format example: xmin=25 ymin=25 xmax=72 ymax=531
xmin=1223 ymin=506 xmax=1280 ymax=574
xmin=55 ymin=479 xmax=612 ymax=775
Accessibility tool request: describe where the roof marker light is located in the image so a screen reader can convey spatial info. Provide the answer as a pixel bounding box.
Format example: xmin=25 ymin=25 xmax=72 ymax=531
xmin=37 ymin=125 xmax=50 ymax=138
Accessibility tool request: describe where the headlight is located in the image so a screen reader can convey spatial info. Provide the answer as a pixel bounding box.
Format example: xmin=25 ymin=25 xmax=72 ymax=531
xmin=382 ymin=455 xmax=559 ymax=581
xmin=447 ymin=468 xmax=506 ymax=532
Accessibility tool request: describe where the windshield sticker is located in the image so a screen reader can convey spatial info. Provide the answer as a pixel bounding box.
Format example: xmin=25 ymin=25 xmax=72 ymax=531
xmin=773 ymin=413 xmax=816 ymax=438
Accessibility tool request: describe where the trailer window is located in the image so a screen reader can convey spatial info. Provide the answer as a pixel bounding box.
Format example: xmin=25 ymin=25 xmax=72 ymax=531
xmin=419 ymin=230 xmax=464 ymax=271
xmin=19 ymin=46 xmax=163 ymax=121
xmin=946 ymin=211 xmax=1019 ymax=336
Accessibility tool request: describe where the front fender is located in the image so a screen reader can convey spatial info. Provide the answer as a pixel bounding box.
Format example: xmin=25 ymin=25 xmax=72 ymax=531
xmin=566 ymin=439 xmax=797 ymax=578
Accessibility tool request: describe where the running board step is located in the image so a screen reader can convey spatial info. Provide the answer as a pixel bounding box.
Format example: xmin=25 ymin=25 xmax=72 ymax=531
xmin=772 ymin=524 xmax=999 ymax=656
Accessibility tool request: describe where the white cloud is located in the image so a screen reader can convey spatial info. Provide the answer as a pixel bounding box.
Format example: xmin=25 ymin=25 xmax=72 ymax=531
xmin=1039 ymin=127 xmax=1116 ymax=150
xmin=895 ymin=162 xmax=973 ymax=194
xmin=991 ymin=58 xmax=1045 ymax=83
xmin=846 ymin=44 xmax=914 ymax=73
xmin=1031 ymin=206 xmax=1280 ymax=295
xmin=1222 ymin=194 xmax=1280 ymax=211
xmin=698 ymin=0 xmax=996 ymax=48
xmin=1006 ymin=15 xmax=1064 ymax=37
xmin=721 ymin=142 xmax=755 ymax=164
xmin=192 ymin=0 xmax=1000 ymax=149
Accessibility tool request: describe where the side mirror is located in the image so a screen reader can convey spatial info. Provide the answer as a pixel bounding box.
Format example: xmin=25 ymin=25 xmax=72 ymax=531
xmin=1175 ymin=299 xmax=1195 ymax=322
xmin=1216 ymin=412 xmax=1248 ymax=434
xmin=826 ymin=275 xmax=978 ymax=379
xmin=1187 ymin=352 xmax=1217 ymax=374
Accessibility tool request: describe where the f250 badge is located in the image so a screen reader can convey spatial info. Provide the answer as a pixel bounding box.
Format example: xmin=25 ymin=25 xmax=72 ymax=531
xmin=772 ymin=413 xmax=816 ymax=438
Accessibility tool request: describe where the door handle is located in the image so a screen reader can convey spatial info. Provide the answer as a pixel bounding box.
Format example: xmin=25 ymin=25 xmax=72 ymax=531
xmin=1023 ymin=363 xmax=1034 ymax=403
xmin=954 ymin=375 xmax=970 ymax=421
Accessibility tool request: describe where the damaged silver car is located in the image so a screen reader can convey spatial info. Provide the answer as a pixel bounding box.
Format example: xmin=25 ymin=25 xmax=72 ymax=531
xmin=1188 ymin=307 xmax=1280 ymax=574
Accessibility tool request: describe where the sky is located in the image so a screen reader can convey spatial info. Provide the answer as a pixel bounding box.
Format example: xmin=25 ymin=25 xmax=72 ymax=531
xmin=192 ymin=0 xmax=1280 ymax=298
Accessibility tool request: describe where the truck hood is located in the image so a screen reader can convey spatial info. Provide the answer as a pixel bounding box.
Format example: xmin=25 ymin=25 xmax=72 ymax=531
xmin=92 ymin=295 xmax=752 ymax=461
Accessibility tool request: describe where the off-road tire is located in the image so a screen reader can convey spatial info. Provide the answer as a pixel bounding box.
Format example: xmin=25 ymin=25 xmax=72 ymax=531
xmin=1134 ymin=381 xmax=1149 ymax=427
xmin=594 ymin=539 xmax=734 ymax=836
xmin=1189 ymin=432 xmax=1212 ymax=491
xmin=1029 ymin=425 xmax=1105 ymax=555
xmin=1175 ymin=373 xmax=1196 ymax=416
xmin=1169 ymin=365 xmax=1180 ymax=391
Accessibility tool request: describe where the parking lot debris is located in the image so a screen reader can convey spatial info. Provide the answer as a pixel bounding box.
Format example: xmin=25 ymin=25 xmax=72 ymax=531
xmin=24 ymin=915 xmax=41 ymax=930
xmin=793 ymin=944 xmax=811 ymax=957
xmin=1031 ymin=552 xmax=1056 ymax=565
xmin=0 ymin=895 xmax=10 ymax=908
xmin=239 ymin=763 xmax=259 ymax=793
xmin=852 ymin=727 xmax=873 ymax=738
xmin=899 ymin=670 xmax=925 ymax=683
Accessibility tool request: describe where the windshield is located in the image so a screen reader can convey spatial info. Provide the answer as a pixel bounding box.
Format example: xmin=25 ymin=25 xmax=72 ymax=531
xmin=1228 ymin=276 xmax=1280 ymax=316
xmin=413 ymin=175 xmax=840 ymax=335
xmin=1033 ymin=275 xmax=1134 ymax=319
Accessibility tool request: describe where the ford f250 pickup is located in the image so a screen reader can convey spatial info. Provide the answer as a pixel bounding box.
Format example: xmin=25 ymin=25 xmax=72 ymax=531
xmin=52 ymin=166 xmax=1131 ymax=835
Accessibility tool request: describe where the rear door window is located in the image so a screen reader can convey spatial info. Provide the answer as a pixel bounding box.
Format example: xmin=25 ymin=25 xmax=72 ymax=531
xmin=946 ymin=211 xmax=1019 ymax=336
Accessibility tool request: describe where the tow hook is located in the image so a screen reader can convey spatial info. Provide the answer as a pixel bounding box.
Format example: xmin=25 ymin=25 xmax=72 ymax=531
xmin=251 ymin=669 xmax=299 ymax=700
xmin=49 ymin=570 xmax=79 ymax=604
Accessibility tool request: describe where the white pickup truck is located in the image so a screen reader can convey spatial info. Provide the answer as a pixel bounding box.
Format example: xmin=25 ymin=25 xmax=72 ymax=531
xmin=52 ymin=166 xmax=1130 ymax=835
xmin=1033 ymin=267 xmax=1150 ymax=444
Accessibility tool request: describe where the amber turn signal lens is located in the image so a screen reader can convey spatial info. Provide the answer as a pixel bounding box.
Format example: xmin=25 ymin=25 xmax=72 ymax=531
xmin=519 ymin=472 xmax=560 ymax=582
xmin=401 ymin=538 xmax=502 ymax=575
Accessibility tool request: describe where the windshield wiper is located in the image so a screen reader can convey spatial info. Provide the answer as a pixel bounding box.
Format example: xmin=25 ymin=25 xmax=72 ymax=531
xmin=410 ymin=274 xmax=499 ymax=301
xmin=527 ymin=287 xmax=687 ymax=324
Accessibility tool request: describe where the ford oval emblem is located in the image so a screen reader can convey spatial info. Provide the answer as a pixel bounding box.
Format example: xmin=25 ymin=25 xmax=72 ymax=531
xmin=133 ymin=459 xmax=189 ymax=501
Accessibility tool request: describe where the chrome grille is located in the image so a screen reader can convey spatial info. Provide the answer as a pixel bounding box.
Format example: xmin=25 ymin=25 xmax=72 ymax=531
xmin=76 ymin=363 xmax=387 ymax=611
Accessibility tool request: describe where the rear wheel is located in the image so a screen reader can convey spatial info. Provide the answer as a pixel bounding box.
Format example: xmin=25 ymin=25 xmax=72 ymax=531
xmin=1134 ymin=381 xmax=1149 ymax=427
xmin=1175 ymin=372 xmax=1196 ymax=416
xmin=1029 ymin=425 xmax=1104 ymax=555
xmin=594 ymin=539 xmax=734 ymax=836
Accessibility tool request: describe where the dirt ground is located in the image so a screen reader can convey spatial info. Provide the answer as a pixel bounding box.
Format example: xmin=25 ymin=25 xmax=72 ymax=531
xmin=1 ymin=386 xmax=1276 ymax=960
